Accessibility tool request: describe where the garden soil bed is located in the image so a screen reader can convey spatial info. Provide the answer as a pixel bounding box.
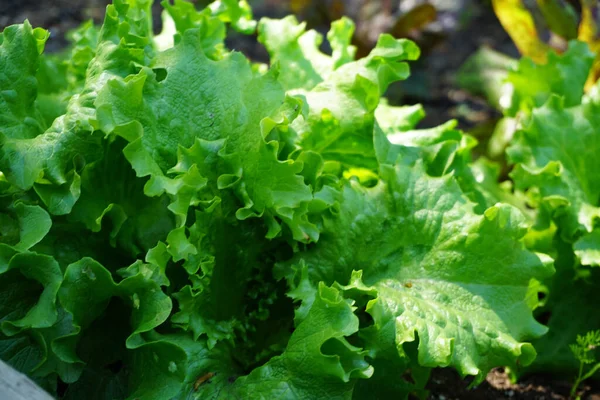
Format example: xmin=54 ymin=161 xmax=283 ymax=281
xmin=427 ymin=367 xmax=598 ymax=400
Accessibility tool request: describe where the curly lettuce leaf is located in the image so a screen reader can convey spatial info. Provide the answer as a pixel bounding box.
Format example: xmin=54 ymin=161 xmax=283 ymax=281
xmin=0 ymin=0 xmax=567 ymax=397
xmin=32 ymin=20 xmax=99 ymax=127
xmin=0 ymin=198 xmax=57 ymax=333
xmin=35 ymin=54 xmax=69 ymax=125
xmin=0 ymin=0 xmax=154 ymax=217
xmin=0 ymin=21 xmax=49 ymax=148
xmin=508 ymin=94 xmax=600 ymax=265
xmin=170 ymin=209 xmax=275 ymax=348
xmin=279 ymin=161 xmax=552 ymax=383
xmin=373 ymin=107 xmax=511 ymax=215
xmin=0 ymin=333 xmax=46 ymax=386
xmin=207 ymin=282 xmax=373 ymax=399
xmin=160 ymin=0 xmax=226 ymax=58
xmin=293 ymin=35 xmax=420 ymax=171
xmin=58 ymin=257 xmax=172 ymax=348
xmin=51 ymin=303 xmax=186 ymax=400
xmin=51 ymin=256 xmax=183 ymax=398
xmin=504 ymin=41 xmax=594 ymax=116
xmin=157 ymin=0 xmax=256 ymax=55
xmin=0 ymin=196 xmax=74 ymax=382
xmin=258 ymin=15 xmax=355 ymax=91
xmin=375 ymin=100 xmax=425 ymax=134
xmin=64 ymin=20 xmax=100 ymax=90
xmin=207 ymin=0 xmax=256 ymax=34
xmin=466 ymin=157 xmax=532 ymax=218
xmin=68 ymin=138 xmax=175 ymax=257
xmin=96 ymin=28 xmax=316 ymax=242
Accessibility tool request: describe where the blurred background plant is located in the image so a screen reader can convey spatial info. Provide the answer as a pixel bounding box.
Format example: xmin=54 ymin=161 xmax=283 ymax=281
xmin=492 ymin=0 xmax=600 ymax=88
xmin=457 ymin=0 xmax=600 ymax=177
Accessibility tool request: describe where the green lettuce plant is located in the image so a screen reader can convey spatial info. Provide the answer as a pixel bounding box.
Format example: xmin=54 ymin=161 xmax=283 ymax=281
xmin=493 ymin=42 xmax=600 ymax=379
xmin=0 ymin=0 xmax=553 ymax=398
xmin=458 ymin=10 xmax=600 ymax=385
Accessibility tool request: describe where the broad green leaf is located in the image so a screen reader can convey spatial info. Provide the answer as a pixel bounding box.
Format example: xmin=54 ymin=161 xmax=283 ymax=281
xmin=127 ymin=340 xmax=188 ymax=399
xmin=0 ymin=253 xmax=61 ymax=334
xmin=0 ymin=333 xmax=45 ymax=377
xmin=340 ymin=270 xmax=430 ymax=400
xmin=279 ymin=162 xmax=552 ymax=383
xmin=59 ymin=257 xmax=172 ymax=349
xmin=373 ymin=112 xmax=504 ymax=215
xmin=140 ymin=332 xmax=238 ymax=400
xmin=0 ymin=245 xmax=70 ymax=382
xmin=56 ymin=302 xmax=187 ymax=400
xmin=0 ymin=202 xmax=51 ymax=251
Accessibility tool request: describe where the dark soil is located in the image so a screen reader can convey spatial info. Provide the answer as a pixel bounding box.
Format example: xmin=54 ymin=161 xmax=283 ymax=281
xmin=426 ymin=367 xmax=600 ymax=400
xmin=0 ymin=0 xmax=110 ymax=51
xmin=1 ymin=1 xmax=598 ymax=399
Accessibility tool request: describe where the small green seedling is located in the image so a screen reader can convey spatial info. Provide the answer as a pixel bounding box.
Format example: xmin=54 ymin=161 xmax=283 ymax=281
xmin=570 ymin=330 xmax=600 ymax=399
